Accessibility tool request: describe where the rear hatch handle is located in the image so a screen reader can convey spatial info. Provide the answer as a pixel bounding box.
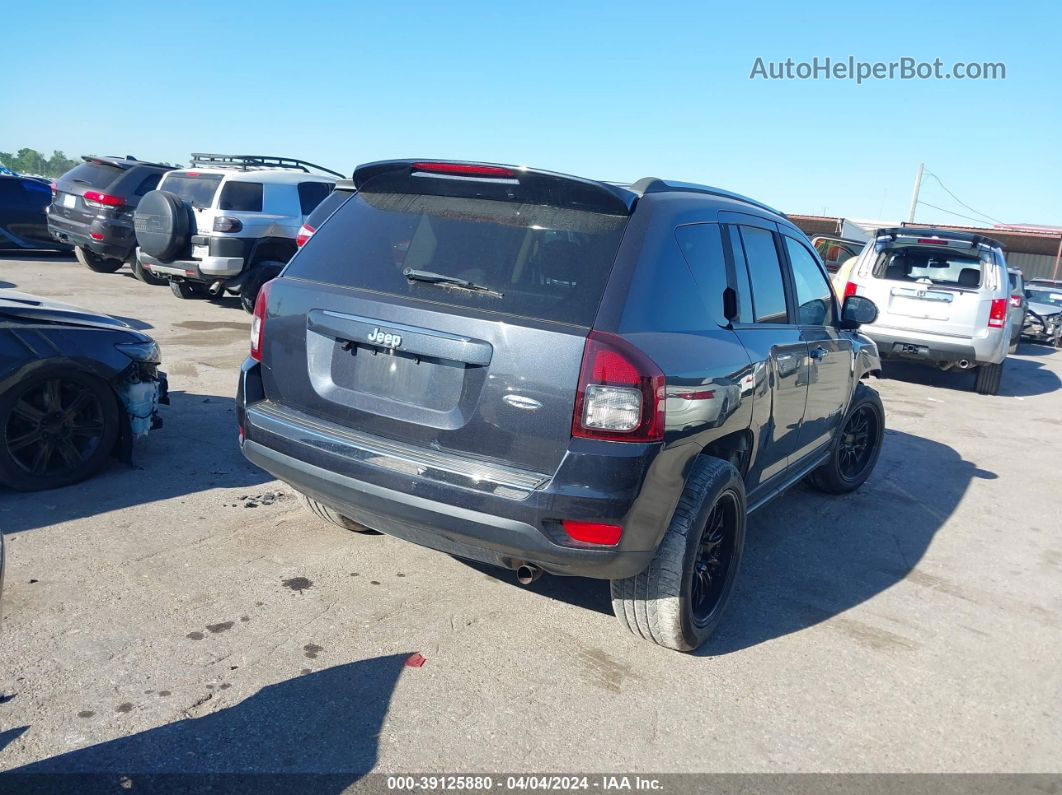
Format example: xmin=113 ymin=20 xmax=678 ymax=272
xmin=307 ymin=310 xmax=494 ymax=366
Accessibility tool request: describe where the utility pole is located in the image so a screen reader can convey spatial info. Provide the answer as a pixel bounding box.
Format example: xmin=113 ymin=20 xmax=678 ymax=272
xmin=906 ymin=162 xmax=924 ymax=224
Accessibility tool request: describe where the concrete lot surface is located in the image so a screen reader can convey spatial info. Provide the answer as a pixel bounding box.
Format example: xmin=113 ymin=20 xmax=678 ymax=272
xmin=0 ymin=254 xmax=1060 ymax=776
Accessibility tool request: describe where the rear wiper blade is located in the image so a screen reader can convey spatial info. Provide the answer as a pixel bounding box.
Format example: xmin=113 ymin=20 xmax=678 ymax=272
xmin=403 ymin=268 xmax=503 ymax=298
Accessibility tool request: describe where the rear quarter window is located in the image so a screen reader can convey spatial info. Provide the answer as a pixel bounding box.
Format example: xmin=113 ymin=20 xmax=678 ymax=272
xmin=219 ymin=182 xmax=263 ymax=212
xmin=285 ymin=191 xmax=628 ymax=326
xmin=298 ymin=182 xmax=332 ymax=215
xmin=674 ymin=223 xmax=729 ymax=328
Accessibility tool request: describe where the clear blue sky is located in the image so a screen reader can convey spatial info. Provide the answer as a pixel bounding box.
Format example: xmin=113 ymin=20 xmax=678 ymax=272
xmin=4 ymin=0 xmax=1060 ymax=225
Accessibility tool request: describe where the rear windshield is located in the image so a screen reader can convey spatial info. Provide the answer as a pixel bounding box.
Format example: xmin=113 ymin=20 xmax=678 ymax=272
xmin=874 ymin=248 xmax=984 ymax=288
xmin=161 ymin=173 xmax=223 ymax=209
xmin=286 ymin=191 xmax=628 ymax=325
xmin=61 ymin=161 xmax=123 ymax=190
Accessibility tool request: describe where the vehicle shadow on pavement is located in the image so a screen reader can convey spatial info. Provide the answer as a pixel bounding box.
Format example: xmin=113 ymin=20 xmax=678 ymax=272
xmin=702 ymin=429 xmax=992 ymax=656
xmin=0 ymin=390 xmax=272 ymax=534
xmin=882 ymin=357 xmax=1061 ymax=397
xmin=462 ymin=559 xmax=614 ymax=615
xmin=0 ymin=654 xmax=408 ymax=787
xmin=1016 ymin=342 xmax=1059 ymax=358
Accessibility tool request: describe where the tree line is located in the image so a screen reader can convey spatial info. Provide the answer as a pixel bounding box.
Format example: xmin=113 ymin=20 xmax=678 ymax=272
xmin=0 ymin=148 xmax=181 ymax=178
xmin=0 ymin=148 xmax=79 ymax=178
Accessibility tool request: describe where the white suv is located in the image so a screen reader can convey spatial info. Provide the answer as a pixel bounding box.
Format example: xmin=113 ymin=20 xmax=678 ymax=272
xmin=134 ymin=154 xmax=341 ymax=311
xmin=842 ymin=227 xmax=1011 ymax=395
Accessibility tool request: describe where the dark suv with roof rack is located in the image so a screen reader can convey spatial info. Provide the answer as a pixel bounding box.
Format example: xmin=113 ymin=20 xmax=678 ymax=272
xmin=48 ymin=156 xmax=174 ymax=279
xmin=237 ymin=159 xmax=885 ymax=652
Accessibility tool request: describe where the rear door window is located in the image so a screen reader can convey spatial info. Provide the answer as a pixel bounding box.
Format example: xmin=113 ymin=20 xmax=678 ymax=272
xmin=298 ymin=182 xmax=332 ymax=215
xmin=61 ymin=161 xmax=123 ymax=190
xmin=738 ymin=225 xmax=789 ymax=323
xmin=161 ymin=173 xmax=223 ymax=209
xmin=219 ymin=181 xmax=263 ymax=212
xmin=285 ymin=191 xmax=628 ymax=326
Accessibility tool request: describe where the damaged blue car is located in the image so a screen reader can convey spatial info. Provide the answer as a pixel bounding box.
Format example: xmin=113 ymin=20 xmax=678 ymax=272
xmin=0 ymin=291 xmax=167 ymax=490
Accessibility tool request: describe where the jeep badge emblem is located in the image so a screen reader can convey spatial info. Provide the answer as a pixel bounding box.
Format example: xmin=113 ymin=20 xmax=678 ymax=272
xmin=367 ymin=327 xmax=402 ymax=349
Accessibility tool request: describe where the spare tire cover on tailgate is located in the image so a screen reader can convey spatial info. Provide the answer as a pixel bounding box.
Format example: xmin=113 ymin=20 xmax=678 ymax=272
xmin=134 ymin=190 xmax=191 ymax=261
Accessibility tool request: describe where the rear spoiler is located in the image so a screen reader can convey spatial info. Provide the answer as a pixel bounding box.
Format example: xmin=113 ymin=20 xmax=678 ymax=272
xmin=875 ymin=227 xmax=1003 ymax=251
xmin=81 ymin=155 xmax=173 ymax=170
xmin=345 ymin=160 xmax=637 ymax=215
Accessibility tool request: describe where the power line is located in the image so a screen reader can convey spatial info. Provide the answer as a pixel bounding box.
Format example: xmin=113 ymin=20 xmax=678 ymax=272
xmin=916 ymin=199 xmax=1003 ymax=226
xmin=923 ymin=170 xmax=1007 ymax=226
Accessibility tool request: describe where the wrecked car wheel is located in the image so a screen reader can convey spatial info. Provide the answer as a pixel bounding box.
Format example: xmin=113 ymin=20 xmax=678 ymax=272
xmin=301 ymin=493 xmax=382 ymax=534
xmin=0 ymin=367 xmax=120 ymax=491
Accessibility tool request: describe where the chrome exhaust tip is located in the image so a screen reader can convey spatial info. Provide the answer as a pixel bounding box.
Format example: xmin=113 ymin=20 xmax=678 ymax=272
xmin=516 ymin=564 xmax=543 ymax=586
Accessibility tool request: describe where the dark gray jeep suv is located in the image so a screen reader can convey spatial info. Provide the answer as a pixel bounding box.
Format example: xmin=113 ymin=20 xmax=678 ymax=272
xmin=237 ymin=160 xmax=884 ymax=651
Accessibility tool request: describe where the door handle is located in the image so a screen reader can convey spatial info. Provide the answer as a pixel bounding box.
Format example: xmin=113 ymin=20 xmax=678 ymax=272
xmin=809 ymin=346 xmax=828 ymax=361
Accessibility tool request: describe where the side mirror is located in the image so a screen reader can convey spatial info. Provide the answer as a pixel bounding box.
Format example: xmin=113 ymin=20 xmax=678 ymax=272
xmin=840 ymin=295 xmax=878 ymax=329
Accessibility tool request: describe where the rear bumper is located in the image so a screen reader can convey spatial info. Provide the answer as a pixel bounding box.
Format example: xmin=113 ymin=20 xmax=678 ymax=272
xmin=139 ymin=251 xmax=244 ymax=280
xmin=863 ymin=326 xmax=1005 ymax=365
xmin=47 ymin=213 xmax=134 ymax=261
xmin=236 ymin=364 xmax=667 ymax=580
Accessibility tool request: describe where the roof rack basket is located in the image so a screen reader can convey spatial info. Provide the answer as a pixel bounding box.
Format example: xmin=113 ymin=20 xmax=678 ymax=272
xmin=189 ymin=153 xmax=344 ymax=178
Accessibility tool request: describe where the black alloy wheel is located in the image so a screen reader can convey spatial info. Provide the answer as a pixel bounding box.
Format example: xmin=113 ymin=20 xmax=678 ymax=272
xmin=3 ymin=379 xmax=107 ymax=484
xmin=690 ymin=491 xmax=740 ymax=625
xmin=837 ymin=404 xmax=878 ymax=482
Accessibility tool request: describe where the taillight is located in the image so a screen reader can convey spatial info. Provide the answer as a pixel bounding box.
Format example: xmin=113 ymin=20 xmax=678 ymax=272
xmin=249 ymin=280 xmax=274 ymax=362
xmin=572 ymin=331 xmax=665 ymax=443
xmin=916 ymin=238 xmax=948 ymax=245
xmin=296 ymin=223 xmax=315 ymax=247
xmin=1009 ymin=295 xmax=1022 ymax=308
xmin=562 ymin=520 xmax=622 ymax=546
xmin=214 ymin=216 xmax=243 ymax=233
xmin=844 ymin=281 xmax=859 ymax=298
xmin=988 ymin=299 xmax=1007 ymax=329
xmin=83 ymin=191 xmax=124 ymax=207
xmin=50 ymin=181 xmax=57 ymax=194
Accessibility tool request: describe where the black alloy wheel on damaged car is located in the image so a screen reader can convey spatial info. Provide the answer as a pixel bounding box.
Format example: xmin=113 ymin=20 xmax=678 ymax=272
xmin=0 ymin=369 xmax=120 ymax=491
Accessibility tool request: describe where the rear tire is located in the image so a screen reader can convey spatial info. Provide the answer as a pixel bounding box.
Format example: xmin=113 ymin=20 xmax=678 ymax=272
xmin=807 ymin=382 xmax=885 ymax=494
xmin=75 ymin=246 xmax=122 ymax=274
xmin=169 ymin=280 xmax=207 ymax=300
xmin=132 ymin=256 xmax=168 ymax=286
xmin=240 ymin=262 xmax=284 ymax=314
xmin=975 ymin=361 xmax=1003 ymax=395
xmin=610 ymin=457 xmax=746 ymax=652
xmin=302 ymin=494 xmax=381 ymax=534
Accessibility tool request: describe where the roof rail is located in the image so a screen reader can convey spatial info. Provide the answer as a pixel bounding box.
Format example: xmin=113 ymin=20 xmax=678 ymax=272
xmin=627 ymin=177 xmax=786 ymax=218
xmin=189 ymin=153 xmax=344 ymax=178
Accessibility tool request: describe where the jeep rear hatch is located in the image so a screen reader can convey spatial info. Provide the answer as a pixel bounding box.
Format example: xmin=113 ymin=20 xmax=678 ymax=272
xmin=259 ymin=160 xmax=633 ymax=475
